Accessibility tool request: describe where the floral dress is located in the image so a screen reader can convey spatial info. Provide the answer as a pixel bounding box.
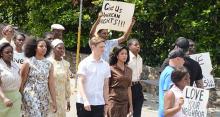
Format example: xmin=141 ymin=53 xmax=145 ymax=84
xmin=22 ymin=57 xmax=52 ymax=117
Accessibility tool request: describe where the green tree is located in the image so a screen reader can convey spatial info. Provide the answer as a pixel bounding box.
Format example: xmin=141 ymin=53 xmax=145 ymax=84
xmin=0 ymin=0 xmax=219 ymax=76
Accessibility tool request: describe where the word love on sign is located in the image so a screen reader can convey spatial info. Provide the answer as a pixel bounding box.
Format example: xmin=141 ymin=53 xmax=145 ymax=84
xmin=182 ymin=86 xmax=209 ymax=117
xmin=97 ymin=1 xmax=135 ymax=32
xmin=190 ymin=52 xmax=215 ymax=89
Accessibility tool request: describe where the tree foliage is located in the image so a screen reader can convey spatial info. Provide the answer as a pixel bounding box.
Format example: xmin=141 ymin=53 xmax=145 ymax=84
xmin=0 ymin=0 xmax=219 ymax=76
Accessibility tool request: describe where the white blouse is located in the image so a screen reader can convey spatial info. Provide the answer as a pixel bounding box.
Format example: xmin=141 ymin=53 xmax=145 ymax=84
xmin=0 ymin=59 xmax=20 ymax=91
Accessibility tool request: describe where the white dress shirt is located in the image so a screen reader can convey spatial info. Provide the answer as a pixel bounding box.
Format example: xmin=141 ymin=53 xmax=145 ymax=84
xmin=76 ymin=55 xmax=111 ymax=105
xmin=128 ymin=51 xmax=143 ymax=82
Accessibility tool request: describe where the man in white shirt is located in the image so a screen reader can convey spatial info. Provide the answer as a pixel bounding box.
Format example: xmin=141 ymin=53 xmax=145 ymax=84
xmin=89 ymin=12 xmax=135 ymax=62
xmin=51 ymin=24 xmax=65 ymax=40
xmin=127 ymin=39 xmax=144 ymax=117
xmin=76 ymin=37 xmax=111 ymax=117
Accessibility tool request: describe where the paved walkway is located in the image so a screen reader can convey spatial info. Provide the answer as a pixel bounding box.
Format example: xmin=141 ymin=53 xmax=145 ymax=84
xmin=66 ymin=91 xmax=158 ymax=117
xmin=66 ymin=79 xmax=158 ymax=117
xmin=66 ymin=79 xmax=220 ymax=117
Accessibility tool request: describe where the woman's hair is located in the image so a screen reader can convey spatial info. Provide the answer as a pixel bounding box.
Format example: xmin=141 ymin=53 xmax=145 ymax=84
xmin=109 ymin=45 xmax=130 ymax=65
xmin=24 ymin=38 xmax=51 ymax=58
xmin=171 ymin=67 xmax=189 ymax=85
xmin=0 ymin=43 xmax=13 ymax=58
xmin=2 ymin=25 xmax=13 ymax=36
xmin=14 ymin=33 xmax=25 ymax=41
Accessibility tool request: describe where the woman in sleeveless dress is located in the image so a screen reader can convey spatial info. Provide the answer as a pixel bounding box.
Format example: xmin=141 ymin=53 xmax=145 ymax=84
xmin=164 ymin=67 xmax=190 ymax=117
xmin=20 ymin=39 xmax=57 ymax=117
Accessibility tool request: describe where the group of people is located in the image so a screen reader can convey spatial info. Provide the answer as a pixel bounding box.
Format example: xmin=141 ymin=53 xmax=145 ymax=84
xmin=0 ymin=15 xmax=144 ymax=117
xmin=76 ymin=14 xmax=145 ymax=117
xmin=77 ymin=12 xmax=205 ymax=117
xmin=0 ymin=24 xmax=71 ymax=117
xmin=159 ymin=37 xmax=204 ymax=117
xmin=0 ymin=12 xmax=205 ymax=117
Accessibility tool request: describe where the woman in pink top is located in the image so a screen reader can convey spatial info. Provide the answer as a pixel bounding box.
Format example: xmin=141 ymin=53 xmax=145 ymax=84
xmin=164 ymin=67 xmax=190 ymax=117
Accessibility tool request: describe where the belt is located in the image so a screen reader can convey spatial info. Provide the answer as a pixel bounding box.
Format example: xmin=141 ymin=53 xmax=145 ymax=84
xmin=132 ymin=81 xmax=140 ymax=85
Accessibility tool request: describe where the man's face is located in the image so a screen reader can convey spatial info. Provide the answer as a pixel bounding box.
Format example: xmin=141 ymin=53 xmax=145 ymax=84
xmin=92 ymin=42 xmax=105 ymax=56
xmin=53 ymin=29 xmax=63 ymax=39
xmin=188 ymin=41 xmax=196 ymax=55
xmin=45 ymin=34 xmax=54 ymax=41
xmin=129 ymin=41 xmax=140 ymax=55
xmin=98 ymin=29 xmax=108 ymax=40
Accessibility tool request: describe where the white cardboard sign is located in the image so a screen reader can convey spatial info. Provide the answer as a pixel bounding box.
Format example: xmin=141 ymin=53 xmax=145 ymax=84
xmin=97 ymin=1 xmax=135 ymax=32
xmin=182 ymin=86 xmax=209 ymax=117
xmin=190 ymin=52 xmax=215 ymax=89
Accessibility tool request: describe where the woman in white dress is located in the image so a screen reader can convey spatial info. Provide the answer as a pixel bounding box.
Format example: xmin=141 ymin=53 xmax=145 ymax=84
xmin=164 ymin=67 xmax=190 ymax=117
xmin=0 ymin=42 xmax=21 ymax=117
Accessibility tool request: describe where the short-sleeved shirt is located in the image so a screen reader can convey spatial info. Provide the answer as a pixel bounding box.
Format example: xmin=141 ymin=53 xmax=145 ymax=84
xmin=13 ymin=51 xmax=25 ymax=67
xmin=160 ymin=57 xmax=203 ymax=86
xmin=76 ymin=55 xmax=111 ymax=105
xmin=159 ymin=66 xmax=174 ymax=117
xmin=184 ymin=57 xmax=203 ymax=85
xmin=102 ymin=39 xmax=118 ymax=62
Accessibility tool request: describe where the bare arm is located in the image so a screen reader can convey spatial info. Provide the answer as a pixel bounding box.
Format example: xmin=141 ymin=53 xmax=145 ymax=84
xmin=164 ymin=91 xmax=183 ymax=117
xmin=66 ymin=65 xmax=71 ymax=111
xmin=0 ymin=76 xmax=13 ymax=107
xmin=117 ymin=18 xmax=135 ymax=44
xmin=78 ymin=74 xmax=91 ymax=111
xmin=78 ymin=75 xmax=89 ymax=104
xmin=195 ymin=79 xmax=204 ymax=89
xmin=103 ymin=78 xmax=109 ymax=104
xmin=89 ymin=12 xmax=103 ymax=38
xmin=0 ymin=79 xmax=6 ymax=101
xmin=20 ymin=62 xmax=29 ymax=93
xmin=128 ymin=86 xmax=133 ymax=109
xmin=48 ymin=64 xmax=57 ymax=112
xmin=65 ymin=65 xmax=71 ymax=102
xmin=0 ymin=86 xmax=13 ymax=107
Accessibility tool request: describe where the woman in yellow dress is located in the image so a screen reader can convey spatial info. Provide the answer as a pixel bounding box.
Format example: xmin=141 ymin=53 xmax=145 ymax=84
xmin=48 ymin=39 xmax=71 ymax=117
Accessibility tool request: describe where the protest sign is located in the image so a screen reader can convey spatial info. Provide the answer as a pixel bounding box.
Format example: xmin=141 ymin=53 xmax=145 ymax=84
xmin=190 ymin=52 xmax=215 ymax=89
xmin=96 ymin=1 xmax=135 ymax=32
xmin=182 ymin=86 xmax=209 ymax=117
